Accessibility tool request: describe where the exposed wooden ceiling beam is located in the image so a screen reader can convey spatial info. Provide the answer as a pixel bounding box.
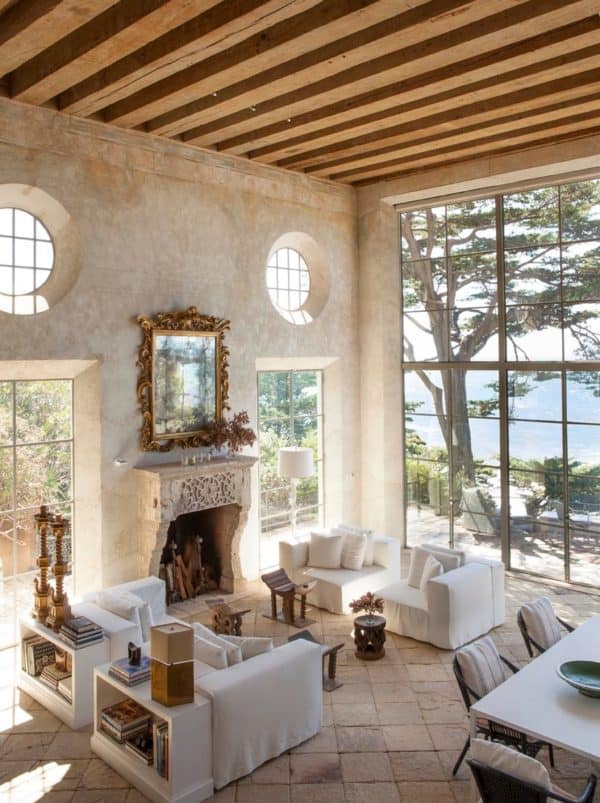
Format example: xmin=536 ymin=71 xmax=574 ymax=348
xmin=318 ymin=93 xmax=600 ymax=179
xmin=279 ymin=68 xmax=600 ymax=172
xmin=349 ymin=124 xmax=600 ymax=186
xmin=0 ymin=0 xmax=119 ymax=78
xmin=57 ymin=0 xmax=320 ymax=116
xmin=9 ymin=0 xmax=216 ymax=105
xmin=213 ymin=16 xmax=600 ymax=157
xmin=175 ymin=0 xmax=594 ymax=146
xmin=101 ymin=0 xmax=400 ymax=128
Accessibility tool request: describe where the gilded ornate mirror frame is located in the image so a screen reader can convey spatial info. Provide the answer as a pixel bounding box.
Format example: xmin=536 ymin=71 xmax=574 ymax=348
xmin=137 ymin=306 xmax=230 ymax=451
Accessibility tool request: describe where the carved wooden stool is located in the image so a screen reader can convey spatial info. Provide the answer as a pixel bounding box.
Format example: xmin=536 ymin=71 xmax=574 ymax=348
xmin=353 ymin=614 xmax=386 ymax=660
xmin=289 ymin=629 xmax=344 ymax=691
xmin=209 ymin=603 xmax=251 ymax=636
xmin=261 ymin=570 xmax=316 ymax=628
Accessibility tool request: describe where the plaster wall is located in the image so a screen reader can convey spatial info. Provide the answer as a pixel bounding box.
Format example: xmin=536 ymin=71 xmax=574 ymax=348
xmin=0 ymin=99 xmax=360 ymax=588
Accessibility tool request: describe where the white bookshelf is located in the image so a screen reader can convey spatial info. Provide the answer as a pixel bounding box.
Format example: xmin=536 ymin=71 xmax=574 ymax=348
xmin=91 ymin=665 xmax=213 ymax=803
xmin=18 ymin=617 xmax=109 ymax=729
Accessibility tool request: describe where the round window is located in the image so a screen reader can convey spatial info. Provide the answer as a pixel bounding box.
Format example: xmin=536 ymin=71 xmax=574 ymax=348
xmin=0 ymin=207 xmax=54 ymax=315
xmin=266 ymin=247 xmax=313 ymax=325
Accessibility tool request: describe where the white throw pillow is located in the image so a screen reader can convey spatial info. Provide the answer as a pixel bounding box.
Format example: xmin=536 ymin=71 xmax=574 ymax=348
xmin=193 ymin=635 xmax=228 ymax=669
xmin=407 ymin=545 xmax=432 ymax=589
xmin=336 ymin=528 xmax=367 ymax=571
xmin=419 ymin=554 xmax=443 ymax=591
xmin=222 ymin=635 xmax=274 ymax=660
xmin=471 ymin=739 xmax=551 ymax=790
xmin=192 ymin=622 xmax=242 ymax=666
xmin=308 ymin=531 xmax=343 ymax=569
xmin=96 ymin=590 xmax=154 ymax=641
xmin=337 ymin=524 xmax=375 ymax=566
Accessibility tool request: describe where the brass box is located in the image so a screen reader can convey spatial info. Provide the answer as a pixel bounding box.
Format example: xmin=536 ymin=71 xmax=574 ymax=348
xmin=150 ymin=623 xmax=193 ymax=664
xmin=151 ymin=658 xmax=194 ymax=707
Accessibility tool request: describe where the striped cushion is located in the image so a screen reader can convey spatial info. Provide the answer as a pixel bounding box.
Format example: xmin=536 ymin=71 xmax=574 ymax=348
xmin=520 ymin=597 xmax=562 ymax=651
xmin=456 ymin=636 xmax=507 ymax=698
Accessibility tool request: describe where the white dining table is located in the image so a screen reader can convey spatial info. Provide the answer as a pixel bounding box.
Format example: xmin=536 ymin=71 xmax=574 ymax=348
xmin=470 ymin=615 xmax=600 ymax=762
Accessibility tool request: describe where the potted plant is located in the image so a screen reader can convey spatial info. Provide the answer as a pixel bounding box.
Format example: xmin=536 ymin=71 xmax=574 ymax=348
xmin=349 ymin=592 xmax=384 ymax=623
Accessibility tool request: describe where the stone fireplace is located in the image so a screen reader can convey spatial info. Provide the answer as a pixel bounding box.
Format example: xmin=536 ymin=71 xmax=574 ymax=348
xmin=135 ymin=455 xmax=257 ymax=597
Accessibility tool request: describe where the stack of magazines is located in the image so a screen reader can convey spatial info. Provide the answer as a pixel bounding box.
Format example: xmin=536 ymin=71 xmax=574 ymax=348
xmin=125 ymin=730 xmax=153 ymax=765
xmin=100 ymin=699 xmax=152 ymax=744
xmin=153 ymin=720 xmax=169 ymax=779
xmin=109 ymin=656 xmax=151 ymax=687
xmin=60 ymin=617 xmax=103 ymax=649
xmin=21 ymin=635 xmax=56 ymax=676
xmin=39 ymin=663 xmax=72 ymax=698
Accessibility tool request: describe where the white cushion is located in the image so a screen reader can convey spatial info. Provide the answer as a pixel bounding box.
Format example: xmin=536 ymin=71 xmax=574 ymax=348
xmin=456 ymin=636 xmax=507 ymax=698
xmin=419 ymin=554 xmax=443 ymax=591
xmin=222 ymin=635 xmax=274 ymax=660
xmin=421 ymin=543 xmax=464 ymax=572
xmin=337 ymin=528 xmax=367 ymax=571
xmin=337 ymin=524 xmax=375 ymax=566
xmin=96 ymin=590 xmax=154 ymax=642
xmin=193 ymin=658 xmax=218 ymax=682
xmin=471 ymin=739 xmax=551 ymax=790
xmin=192 ymin=622 xmax=242 ymax=666
xmin=407 ymin=545 xmax=431 ymax=589
xmin=520 ymin=597 xmax=562 ymax=652
xmin=308 ymin=532 xmax=343 ymax=569
xmin=194 ymin=635 xmax=228 ymax=669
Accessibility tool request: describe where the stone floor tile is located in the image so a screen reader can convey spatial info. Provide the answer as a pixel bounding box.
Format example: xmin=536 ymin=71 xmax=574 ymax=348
xmin=0 ymin=706 xmax=62 ymax=734
xmin=406 ymin=664 xmax=449 ymax=683
xmin=80 ymin=758 xmax=129 ymax=789
xmin=32 ymin=758 xmax=90 ymax=790
xmin=427 ymin=724 xmax=469 ymax=751
xmin=340 ymin=751 xmax=393 ymax=782
xmin=290 ymin=782 xmax=345 ymax=802
xmin=450 ymin=779 xmax=471 ymax=802
xmin=397 ymin=646 xmax=442 ymax=664
xmin=438 ymin=749 xmax=470 ymax=780
xmin=290 ymin=753 xmax=341 ymax=784
xmin=326 ymin=683 xmax=373 ymax=704
xmin=291 ymin=727 xmax=337 ymax=754
xmin=335 ymin=726 xmax=386 ymax=753
xmin=248 ymin=754 xmax=290 ymax=784
xmin=236 ymin=783 xmax=290 ymax=802
xmin=321 ymin=707 xmax=334 ymax=727
xmin=332 ymin=703 xmax=378 ymax=726
xmin=335 ymin=665 xmax=369 ymax=684
xmin=381 ymin=725 xmax=434 ymax=752
xmin=389 ymin=750 xmax=446 ymax=782
xmin=376 ymin=702 xmax=423 ymax=725
xmin=71 ymin=792 xmax=128 ymax=803
xmin=366 ymin=665 xmax=408 ymax=684
xmin=398 ymin=780 xmax=455 ymax=802
xmin=45 ymin=733 xmax=94 ymax=761
xmin=419 ymin=701 xmax=467 ymax=724
xmin=344 ymin=781 xmax=401 ymax=802
xmin=371 ymin=683 xmax=416 ymax=704
xmin=0 ymin=732 xmax=53 ymax=760
xmin=125 ymin=790 xmax=154 ymax=802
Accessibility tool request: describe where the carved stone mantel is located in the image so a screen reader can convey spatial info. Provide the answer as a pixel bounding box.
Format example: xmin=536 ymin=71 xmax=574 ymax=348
xmin=135 ymin=455 xmax=257 ymax=590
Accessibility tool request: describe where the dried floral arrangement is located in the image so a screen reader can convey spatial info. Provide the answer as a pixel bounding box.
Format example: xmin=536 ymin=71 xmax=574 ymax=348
xmin=349 ymin=592 xmax=384 ymax=617
xmin=206 ymin=410 xmax=256 ymax=453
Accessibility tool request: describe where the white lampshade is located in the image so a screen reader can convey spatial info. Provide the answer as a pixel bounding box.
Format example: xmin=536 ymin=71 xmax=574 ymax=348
xmin=278 ymin=446 xmax=314 ymax=479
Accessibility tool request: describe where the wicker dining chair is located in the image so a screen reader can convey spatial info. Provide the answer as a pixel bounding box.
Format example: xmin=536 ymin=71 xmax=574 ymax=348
xmin=468 ymin=758 xmax=596 ymax=803
xmin=452 ymin=639 xmax=554 ymax=776
xmin=517 ymin=598 xmax=575 ymax=658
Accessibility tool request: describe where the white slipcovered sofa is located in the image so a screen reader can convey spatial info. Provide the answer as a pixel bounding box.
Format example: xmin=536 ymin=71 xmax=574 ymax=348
xmin=74 ymin=576 xmax=323 ymax=789
xmin=376 ymin=543 xmax=505 ymax=650
xmin=279 ymin=529 xmax=401 ymax=615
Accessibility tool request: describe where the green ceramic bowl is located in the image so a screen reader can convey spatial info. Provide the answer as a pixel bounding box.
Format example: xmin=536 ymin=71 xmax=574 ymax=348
xmin=557 ymin=661 xmax=600 ymax=698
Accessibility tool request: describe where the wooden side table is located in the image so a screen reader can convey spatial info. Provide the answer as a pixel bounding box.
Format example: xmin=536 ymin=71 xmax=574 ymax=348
xmin=261 ymin=570 xmax=316 ymax=628
xmin=208 ymin=603 xmax=251 ymax=636
xmin=288 ymin=629 xmax=344 ymax=691
xmin=353 ymin=615 xmax=386 ymax=661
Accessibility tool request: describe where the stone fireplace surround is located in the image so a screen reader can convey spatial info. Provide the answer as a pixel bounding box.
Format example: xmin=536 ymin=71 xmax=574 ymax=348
xmin=135 ymin=455 xmax=257 ymax=593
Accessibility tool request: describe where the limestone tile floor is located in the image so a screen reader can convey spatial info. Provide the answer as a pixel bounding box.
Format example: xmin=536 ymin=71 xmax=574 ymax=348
xmin=1 ymin=572 xmax=599 ymax=802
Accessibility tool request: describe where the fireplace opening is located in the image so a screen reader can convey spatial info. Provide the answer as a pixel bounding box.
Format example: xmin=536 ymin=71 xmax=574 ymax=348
xmin=159 ymin=503 xmax=241 ymax=605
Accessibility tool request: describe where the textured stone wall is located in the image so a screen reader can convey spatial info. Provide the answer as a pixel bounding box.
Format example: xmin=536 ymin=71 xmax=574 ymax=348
xmin=0 ymin=100 xmax=360 ymax=589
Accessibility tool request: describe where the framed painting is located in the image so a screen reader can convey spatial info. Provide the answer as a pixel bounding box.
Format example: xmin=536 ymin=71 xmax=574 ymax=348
xmin=137 ymin=307 xmax=230 ymax=451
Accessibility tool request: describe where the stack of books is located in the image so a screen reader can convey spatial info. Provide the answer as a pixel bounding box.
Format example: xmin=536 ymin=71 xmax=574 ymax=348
xmin=60 ymin=617 xmax=103 ymax=649
xmin=100 ymin=699 xmax=152 ymax=744
xmin=39 ymin=663 xmax=72 ymax=697
xmin=125 ymin=730 xmax=153 ymax=765
xmin=153 ymin=720 xmax=169 ymax=779
xmin=109 ymin=656 xmax=151 ymax=687
xmin=21 ymin=635 xmax=56 ymax=676
xmin=57 ymin=675 xmax=72 ymax=703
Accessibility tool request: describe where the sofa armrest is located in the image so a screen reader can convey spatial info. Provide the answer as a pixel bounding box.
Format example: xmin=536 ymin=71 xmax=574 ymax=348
xmin=464 ymin=555 xmax=505 ymax=627
xmin=279 ymin=538 xmax=309 ymax=572
xmin=425 ymin=563 xmax=495 ymax=650
xmin=373 ymin=535 xmax=401 ymax=570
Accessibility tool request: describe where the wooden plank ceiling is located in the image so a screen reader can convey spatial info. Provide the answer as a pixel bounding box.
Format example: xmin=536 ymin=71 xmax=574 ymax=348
xmin=1 ymin=0 xmax=599 ymax=186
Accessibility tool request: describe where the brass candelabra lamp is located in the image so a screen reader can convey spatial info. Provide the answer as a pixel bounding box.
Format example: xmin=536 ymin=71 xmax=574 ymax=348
xmin=46 ymin=514 xmax=72 ymax=632
xmin=32 ymin=505 xmax=54 ymax=622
